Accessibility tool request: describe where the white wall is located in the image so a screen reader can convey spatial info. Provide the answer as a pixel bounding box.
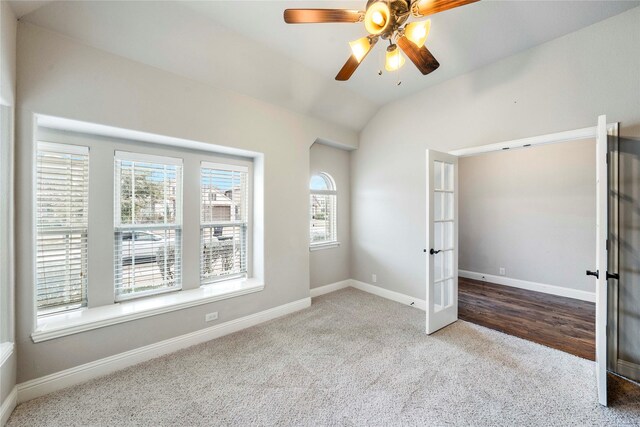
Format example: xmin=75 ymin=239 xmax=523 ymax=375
xmin=309 ymin=143 xmax=351 ymax=288
xmin=19 ymin=0 xmax=379 ymax=131
xmin=351 ymin=7 xmax=640 ymax=301
xmin=15 ymin=22 xmax=358 ymax=383
xmin=0 ymin=0 xmax=16 ymax=106
xmin=0 ymin=0 xmax=17 ymax=409
xmin=459 ymin=139 xmax=596 ymax=293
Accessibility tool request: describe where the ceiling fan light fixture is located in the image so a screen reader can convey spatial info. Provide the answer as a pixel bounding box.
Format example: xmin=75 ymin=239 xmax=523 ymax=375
xmin=349 ymin=36 xmax=373 ymax=63
xmin=404 ymin=19 xmax=431 ymax=48
xmin=385 ymin=44 xmax=405 ymax=71
xmin=364 ymin=1 xmax=391 ymax=35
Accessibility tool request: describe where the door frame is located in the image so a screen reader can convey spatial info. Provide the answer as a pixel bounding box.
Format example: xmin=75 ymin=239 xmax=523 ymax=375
xmin=447 ymin=120 xmax=619 ymax=405
xmin=449 ymin=124 xmax=618 ymax=158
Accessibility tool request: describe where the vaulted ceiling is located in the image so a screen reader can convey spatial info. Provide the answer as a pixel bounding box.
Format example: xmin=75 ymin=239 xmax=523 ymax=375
xmin=12 ymin=0 xmax=639 ymax=130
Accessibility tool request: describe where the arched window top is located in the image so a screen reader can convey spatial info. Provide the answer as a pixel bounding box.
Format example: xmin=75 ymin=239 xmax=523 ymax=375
xmin=309 ymin=172 xmax=337 ymax=246
xmin=310 ymin=172 xmax=336 ymax=192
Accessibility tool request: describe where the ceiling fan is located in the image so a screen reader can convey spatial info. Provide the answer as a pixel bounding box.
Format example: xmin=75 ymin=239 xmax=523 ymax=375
xmin=284 ymin=0 xmax=479 ymax=81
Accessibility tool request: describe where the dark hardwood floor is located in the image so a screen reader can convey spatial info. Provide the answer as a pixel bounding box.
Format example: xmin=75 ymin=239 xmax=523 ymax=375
xmin=458 ymin=277 xmax=596 ymax=360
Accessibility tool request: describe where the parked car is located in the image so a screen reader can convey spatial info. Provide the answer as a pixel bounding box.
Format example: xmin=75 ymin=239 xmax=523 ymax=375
xmin=121 ymin=231 xmax=172 ymax=265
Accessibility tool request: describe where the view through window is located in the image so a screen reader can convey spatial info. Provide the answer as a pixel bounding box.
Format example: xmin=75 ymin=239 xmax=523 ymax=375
xmin=310 ymin=173 xmax=337 ymax=245
xmin=114 ymin=152 xmax=182 ymax=300
xmin=200 ymin=163 xmax=248 ymax=284
xmin=35 ymin=142 xmax=89 ymax=315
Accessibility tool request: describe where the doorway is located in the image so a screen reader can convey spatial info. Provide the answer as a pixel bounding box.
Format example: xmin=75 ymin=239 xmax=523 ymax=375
xmin=426 ymin=116 xmax=619 ymax=405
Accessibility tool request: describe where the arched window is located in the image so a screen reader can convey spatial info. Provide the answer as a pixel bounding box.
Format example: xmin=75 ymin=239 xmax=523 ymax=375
xmin=310 ymin=173 xmax=337 ymax=246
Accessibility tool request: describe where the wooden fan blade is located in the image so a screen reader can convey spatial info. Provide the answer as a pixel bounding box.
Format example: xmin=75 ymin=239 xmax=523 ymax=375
xmin=284 ymin=9 xmax=364 ymax=24
xmin=335 ymin=56 xmax=361 ymax=81
xmin=411 ymin=0 xmax=479 ymax=17
xmin=397 ymin=36 xmax=440 ymax=75
xmin=335 ymin=38 xmax=378 ymax=81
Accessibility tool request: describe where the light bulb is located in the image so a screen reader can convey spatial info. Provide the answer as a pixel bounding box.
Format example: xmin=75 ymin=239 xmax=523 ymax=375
xmin=364 ymin=2 xmax=391 ymax=35
xmin=405 ymin=19 xmax=431 ymax=48
xmin=385 ymin=45 xmax=406 ymax=71
xmin=349 ymin=37 xmax=372 ymax=63
xmin=372 ymin=11 xmax=384 ymax=25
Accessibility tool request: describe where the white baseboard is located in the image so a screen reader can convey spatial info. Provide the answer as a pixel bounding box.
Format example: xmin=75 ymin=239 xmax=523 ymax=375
xmin=310 ymin=280 xmax=351 ymax=298
xmin=459 ymin=270 xmax=595 ymax=303
xmin=351 ymin=280 xmax=426 ymax=311
xmin=1 ymin=386 xmax=17 ymax=426
xmin=616 ymin=359 xmax=640 ymax=382
xmin=17 ymin=297 xmax=311 ymax=404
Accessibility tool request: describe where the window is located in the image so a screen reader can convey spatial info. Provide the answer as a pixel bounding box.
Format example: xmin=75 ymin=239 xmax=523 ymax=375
xmin=310 ymin=173 xmax=337 ymax=245
xmin=200 ymin=163 xmax=248 ymax=284
xmin=36 ymin=142 xmax=89 ymax=315
xmin=114 ymin=152 xmax=182 ymax=301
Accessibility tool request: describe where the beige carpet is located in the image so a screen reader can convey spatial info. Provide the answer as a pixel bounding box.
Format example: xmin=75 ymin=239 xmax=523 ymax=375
xmin=8 ymin=288 xmax=640 ymax=426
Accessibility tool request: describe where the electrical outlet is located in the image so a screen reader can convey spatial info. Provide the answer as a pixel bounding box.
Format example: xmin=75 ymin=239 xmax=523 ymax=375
xmin=499 ymin=268 xmax=506 ymax=276
xmin=372 ymin=274 xmax=377 ymax=283
xmin=205 ymin=312 xmax=218 ymax=322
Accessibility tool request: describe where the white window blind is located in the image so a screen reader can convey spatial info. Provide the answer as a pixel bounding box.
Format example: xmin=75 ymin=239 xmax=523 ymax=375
xmin=310 ymin=173 xmax=337 ymax=245
xmin=36 ymin=142 xmax=89 ymax=315
xmin=114 ymin=152 xmax=182 ymax=301
xmin=200 ymin=162 xmax=248 ymax=284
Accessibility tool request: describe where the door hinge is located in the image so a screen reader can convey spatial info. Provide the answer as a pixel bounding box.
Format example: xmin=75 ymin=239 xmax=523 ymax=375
xmin=586 ymin=269 xmax=599 ymax=279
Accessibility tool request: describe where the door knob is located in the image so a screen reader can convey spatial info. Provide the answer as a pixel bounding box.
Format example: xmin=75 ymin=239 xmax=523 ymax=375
xmin=586 ymin=270 xmax=599 ymax=279
xmin=430 ymin=248 xmax=441 ymax=255
xmin=606 ymin=271 xmax=619 ymax=280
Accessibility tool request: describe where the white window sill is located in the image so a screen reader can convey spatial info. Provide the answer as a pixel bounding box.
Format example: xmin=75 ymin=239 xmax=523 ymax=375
xmin=1 ymin=341 xmax=14 ymax=366
xmin=31 ymin=278 xmax=264 ymax=343
xmin=309 ymin=242 xmax=341 ymax=251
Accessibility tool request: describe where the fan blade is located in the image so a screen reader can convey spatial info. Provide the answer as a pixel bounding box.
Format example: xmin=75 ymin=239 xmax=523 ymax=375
xmin=335 ymin=56 xmax=361 ymax=81
xmin=397 ymin=36 xmax=440 ymax=75
xmin=411 ymin=0 xmax=479 ymax=17
xmin=335 ymin=37 xmax=378 ymax=81
xmin=284 ymin=9 xmax=364 ymax=24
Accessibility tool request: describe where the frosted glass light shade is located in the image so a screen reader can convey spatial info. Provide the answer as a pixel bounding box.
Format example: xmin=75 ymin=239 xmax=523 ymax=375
xmin=385 ymin=46 xmax=405 ymax=71
xmin=364 ymin=2 xmax=391 ymax=35
xmin=405 ymin=19 xmax=431 ymax=48
xmin=349 ymin=37 xmax=372 ymax=63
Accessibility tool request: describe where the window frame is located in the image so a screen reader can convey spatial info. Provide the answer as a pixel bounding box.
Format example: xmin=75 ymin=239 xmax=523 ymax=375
xmin=200 ymin=161 xmax=251 ymax=286
xmin=34 ymin=141 xmax=90 ymax=316
xmin=309 ymin=172 xmax=338 ymax=248
xmin=31 ymin=125 xmax=262 ymax=340
xmin=113 ymin=150 xmax=184 ymax=302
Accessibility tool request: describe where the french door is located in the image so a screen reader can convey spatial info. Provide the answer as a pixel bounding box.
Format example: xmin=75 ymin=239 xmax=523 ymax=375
xmin=425 ymin=150 xmax=458 ymax=334
xmin=592 ymin=115 xmax=610 ymax=406
xmin=426 ymin=115 xmax=611 ymax=406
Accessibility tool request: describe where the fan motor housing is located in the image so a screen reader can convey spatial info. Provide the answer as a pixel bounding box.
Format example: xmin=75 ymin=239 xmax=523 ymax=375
xmin=365 ymin=0 xmax=411 ymax=38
